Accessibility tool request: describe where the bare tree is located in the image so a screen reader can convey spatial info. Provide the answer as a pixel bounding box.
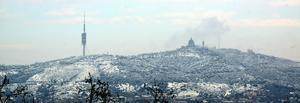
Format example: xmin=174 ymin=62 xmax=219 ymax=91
xmin=0 ymin=75 xmax=34 ymax=103
xmin=143 ymin=81 xmax=176 ymax=103
xmin=0 ymin=75 xmax=10 ymax=103
xmin=79 ymin=73 xmax=113 ymax=103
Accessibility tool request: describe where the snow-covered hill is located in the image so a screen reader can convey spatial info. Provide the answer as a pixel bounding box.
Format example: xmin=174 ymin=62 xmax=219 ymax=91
xmin=1 ymin=46 xmax=300 ymax=101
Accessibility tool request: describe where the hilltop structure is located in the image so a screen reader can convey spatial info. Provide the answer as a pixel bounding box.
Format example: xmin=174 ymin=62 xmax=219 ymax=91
xmin=187 ymin=38 xmax=195 ymax=47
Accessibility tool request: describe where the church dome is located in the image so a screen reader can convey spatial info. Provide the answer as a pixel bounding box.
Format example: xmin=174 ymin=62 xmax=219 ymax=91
xmin=188 ymin=38 xmax=195 ymax=47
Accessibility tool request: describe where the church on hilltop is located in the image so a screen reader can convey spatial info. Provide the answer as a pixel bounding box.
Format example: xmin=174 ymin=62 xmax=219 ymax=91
xmin=186 ymin=38 xmax=205 ymax=48
xmin=187 ymin=38 xmax=195 ymax=47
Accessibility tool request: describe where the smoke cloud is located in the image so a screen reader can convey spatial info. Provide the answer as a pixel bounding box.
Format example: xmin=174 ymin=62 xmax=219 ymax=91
xmin=165 ymin=17 xmax=229 ymax=49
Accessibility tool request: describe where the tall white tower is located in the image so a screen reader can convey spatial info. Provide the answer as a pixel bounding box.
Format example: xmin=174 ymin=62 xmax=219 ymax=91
xmin=81 ymin=13 xmax=87 ymax=56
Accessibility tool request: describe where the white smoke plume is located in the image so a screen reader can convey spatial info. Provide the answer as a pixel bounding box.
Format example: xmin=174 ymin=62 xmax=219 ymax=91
xmin=165 ymin=17 xmax=229 ymax=49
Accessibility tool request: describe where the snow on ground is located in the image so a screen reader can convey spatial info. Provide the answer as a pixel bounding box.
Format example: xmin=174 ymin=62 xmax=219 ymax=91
xmin=1 ymin=46 xmax=299 ymax=100
xmin=232 ymin=83 xmax=260 ymax=93
xmin=24 ymin=58 xmax=123 ymax=99
xmin=177 ymin=90 xmax=199 ymax=97
xmin=197 ymin=82 xmax=230 ymax=93
xmin=178 ymin=52 xmax=201 ymax=58
xmin=100 ymin=61 xmax=119 ymax=74
xmin=0 ymin=70 xmax=18 ymax=77
xmin=168 ymin=82 xmax=187 ymax=89
xmin=117 ymin=83 xmax=135 ymax=92
xmin=169 ymin=82 xmax=232 ymax=97
xmin=167 ymin=82 xmax=264 ymax=97
xmin=28 ymin=63 xmax=97 ymax=82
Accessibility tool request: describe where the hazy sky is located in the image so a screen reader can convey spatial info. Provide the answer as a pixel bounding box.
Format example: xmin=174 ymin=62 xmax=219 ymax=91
xmin=0 ymin=0 xmax=300 ymax=64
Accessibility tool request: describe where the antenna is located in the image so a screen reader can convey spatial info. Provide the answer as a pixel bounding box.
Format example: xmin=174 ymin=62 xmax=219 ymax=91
xmin=83 ymin=11 xmax=86 ymax=32
xmin=81 ymin=12 xmax=87 ymax=56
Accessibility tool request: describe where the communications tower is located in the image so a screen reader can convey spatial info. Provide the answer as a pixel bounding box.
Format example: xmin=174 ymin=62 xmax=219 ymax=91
xmin=81 ymin=13 xmax=87 ymax=56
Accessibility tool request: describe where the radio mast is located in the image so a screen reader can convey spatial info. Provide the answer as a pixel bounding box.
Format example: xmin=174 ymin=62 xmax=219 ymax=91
xmin=81 ymin=13 xmax=87 ymax=56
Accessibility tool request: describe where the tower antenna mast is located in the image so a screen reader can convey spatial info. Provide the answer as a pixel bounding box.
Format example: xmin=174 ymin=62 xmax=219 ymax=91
xmin=83 ymin=12 xmax=85 ymax=32
xmin=81 ymin=12 xmax=87 ymax=56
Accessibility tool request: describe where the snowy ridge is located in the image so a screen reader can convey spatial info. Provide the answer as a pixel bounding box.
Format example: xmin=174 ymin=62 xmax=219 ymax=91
xmin=1 ymin=46 xmax=300 ymax=99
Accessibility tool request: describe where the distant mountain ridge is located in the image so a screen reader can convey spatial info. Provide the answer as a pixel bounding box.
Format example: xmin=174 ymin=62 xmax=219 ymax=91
xmin=1 ymin=45 xmax=300 ymax=101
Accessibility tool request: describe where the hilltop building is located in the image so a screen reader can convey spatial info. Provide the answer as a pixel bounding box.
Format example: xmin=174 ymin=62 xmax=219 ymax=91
xmin=187 ymin=38 xmax=195 ymax=47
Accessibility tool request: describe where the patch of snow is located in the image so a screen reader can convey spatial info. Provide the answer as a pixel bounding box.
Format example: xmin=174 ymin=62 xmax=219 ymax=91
xmin=177 ymin=90 xmax=198 ymax=97
xmin=232 ymin=83 xmax=260 ymax=93
xmin=100 ymin=61 xmax=119 ymax=74
xmin=197 ymin=82 xmax=230 ymax=93
xmin=117 ymin=83 xmax=135 ymax=92
xmin=0 ymin=71 xmax=18 ymax=76
xmin=28 ymin=64 xmax=96 ymax=82
xmin=0 ymin=72 xmax=6 ymax=76
xmin=168 ymin=82 xmax=187 ymax=89
xmin=178 ymin=52 xmax=200 ymax=58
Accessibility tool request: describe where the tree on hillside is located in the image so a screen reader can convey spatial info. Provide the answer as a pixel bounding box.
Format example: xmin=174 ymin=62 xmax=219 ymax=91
xmin=35 ymin=80 xmax=57 ymax=102
xmin=143 ymin=81 xmax=176 ymax=103
xmin=78 ymin=73 xmax=119 ymax=103
xmin=0 ymin=75 xmax=34 ymax=103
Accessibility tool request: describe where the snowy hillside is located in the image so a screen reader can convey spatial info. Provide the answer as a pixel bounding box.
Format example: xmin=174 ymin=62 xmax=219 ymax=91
xmin=1 ymin=46 xmax=300 ymax=101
